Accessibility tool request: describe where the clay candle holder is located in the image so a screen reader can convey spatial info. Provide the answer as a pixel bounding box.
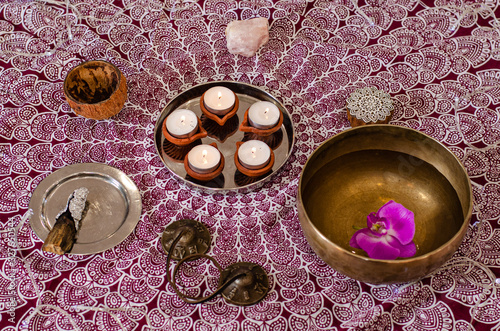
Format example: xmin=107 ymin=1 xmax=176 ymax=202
xmin=201 ymin=114 xmax=239 ymax=143
xmin=165 ymin=109 xmax=199 ymax=138
xmin=200 ymin=87 xmax=239 ymax=126
xmin=64 ymin=60 xmax=127 ymax=120
xmin=239 ymin=105 xmax=283 ymax=137
xmin=162 ymin=139 xmax=201 ymax=162
xmin=162 ymin=115 xmax=207 ymax=147
xmin=162 ymin=110 xmax=207 ymax=161
xmin=242 ymin=129 xmax=284 ymax=150
xmin=247 ymin=101 xmax=280 ymax=129
xmin=184 ymin=143 xmax=225 ymax=181
xmin=234 ymin=141 xmax=274 ymax=177
xmin=202 ymin=86 xmax=236 ymax=115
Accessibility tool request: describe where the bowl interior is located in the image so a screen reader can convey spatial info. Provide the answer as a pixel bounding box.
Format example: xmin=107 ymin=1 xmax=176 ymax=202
xmin=65 ymin=61 xmax=119 ymax=104
xmin=300 ymin=125 xmax=471 ymax=260
xmin=303 ymin=149 xmax=463 ymax=257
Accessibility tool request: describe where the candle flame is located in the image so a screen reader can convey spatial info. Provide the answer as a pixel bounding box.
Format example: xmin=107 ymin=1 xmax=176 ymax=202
xmin=180 ymin=115 xmax=185 ymax=124
xmin=251 ymin=147 xmax=256 ymax=158
xmin=264 ymin=107 xmax=269 ymax=119
xmin=217 ymin=92 xmax=222 ymax=107
xmin=202 ymin=149 xmax=208 ymax=164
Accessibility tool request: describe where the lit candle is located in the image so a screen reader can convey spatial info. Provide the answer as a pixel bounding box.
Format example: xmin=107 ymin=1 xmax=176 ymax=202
xmin=237 ymin=140 xmax=271 ymax=170
xmin=165 ymin=109 xmax=198 ymax=138
xmin=187 ymin=144 xmax=221 ymax=174
xmin=248 ymin=101 xmax=280 ymax=129
xmin=203 ymin=86 xmax=236 ymax=116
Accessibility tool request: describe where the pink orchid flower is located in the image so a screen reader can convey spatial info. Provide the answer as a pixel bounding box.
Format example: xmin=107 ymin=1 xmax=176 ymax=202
xmin=349 ymin=200 xmax=416 ymax=260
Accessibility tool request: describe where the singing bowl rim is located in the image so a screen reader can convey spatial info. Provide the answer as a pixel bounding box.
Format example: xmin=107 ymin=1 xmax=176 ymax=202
xmin=297 ymin=124 xmax=473 ymax=284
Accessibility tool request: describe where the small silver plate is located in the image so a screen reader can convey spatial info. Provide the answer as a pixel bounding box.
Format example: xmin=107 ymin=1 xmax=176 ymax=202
xmin=154 ymin=81 xmax=295 ymax=192
xmin=29 ymin=163 xmax=142 ymax=255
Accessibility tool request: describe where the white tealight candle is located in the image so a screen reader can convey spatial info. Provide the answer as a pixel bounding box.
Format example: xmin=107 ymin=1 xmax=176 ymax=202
xmin=166 ymin=109 xmax=198 ymax=138
xmin=187 ymin=145 xmax=221 ymax=174
xmin=248 ymin=101 xmax=280 ymax=129
xmin=238 ymin=140 xmax=271 ymax=170
xmin=203 ymin=86 xmax=236 ymax=115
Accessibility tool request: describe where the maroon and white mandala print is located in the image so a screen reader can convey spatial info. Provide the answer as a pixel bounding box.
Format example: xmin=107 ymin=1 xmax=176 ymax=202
xmin=1 ymin=1 xmax=500 ymax=330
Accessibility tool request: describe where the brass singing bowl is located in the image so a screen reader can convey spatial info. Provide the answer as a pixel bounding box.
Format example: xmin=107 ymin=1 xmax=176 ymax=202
xmin=297 ymin=125 xmax=472 ymax=284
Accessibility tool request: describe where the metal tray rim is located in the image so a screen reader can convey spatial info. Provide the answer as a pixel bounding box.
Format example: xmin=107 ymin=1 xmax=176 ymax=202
xmin=29 ymin=163 xmax=142 ymax=255
xmin=153 ymin=81 xmax=296 ymax=193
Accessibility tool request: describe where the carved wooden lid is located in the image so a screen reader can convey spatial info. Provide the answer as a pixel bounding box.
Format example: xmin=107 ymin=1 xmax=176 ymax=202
xmin=346 ymin=87 xmax=394 ymax=126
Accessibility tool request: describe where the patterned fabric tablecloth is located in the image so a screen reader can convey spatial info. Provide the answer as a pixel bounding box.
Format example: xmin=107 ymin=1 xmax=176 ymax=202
xmin=2 ymin=0 xmax=500 ymax=330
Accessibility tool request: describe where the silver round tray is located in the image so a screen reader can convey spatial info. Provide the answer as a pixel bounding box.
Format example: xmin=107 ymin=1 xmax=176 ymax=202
xmin=154 ymin=82 xmax=295 ymax=192
xmin=29 ymin=163 xmax=142 ymax=255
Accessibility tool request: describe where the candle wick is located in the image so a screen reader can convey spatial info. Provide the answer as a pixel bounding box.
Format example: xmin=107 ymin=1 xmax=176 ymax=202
xmin=202 ymin=150 xmax=208 ymax=164
xmin=180 ymin=115 xmax=185 ymax=125
xmin=251 ymin=147 xmax=256 ymax=158
xmin=217 ymin=91 xmax=223 ymax=107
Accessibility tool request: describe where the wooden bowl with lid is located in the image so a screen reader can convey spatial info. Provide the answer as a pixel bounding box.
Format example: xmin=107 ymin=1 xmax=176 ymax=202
xmin=346 ymin=87 xmax=394 ymax=127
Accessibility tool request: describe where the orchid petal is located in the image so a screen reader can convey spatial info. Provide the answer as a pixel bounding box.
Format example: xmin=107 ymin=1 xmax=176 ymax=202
xmin=377 ymin=200 xmax=415 ymax=245
xmin=399 ymin=241 xmax=417 ymax=258
xmin=399 ymin=241 xmax=417 ymax=257
xmin=385 ymin=235 xmax=416 ymax=258
xmin=349 ymin=228 xmax=366 ymax=249
xmin=355 ymin=230 xmax=401 ymax=260
xmin=367 ymin=212 xmax=378 ymax=227
xmin=350 ymin=201 xmax=417 ymax=260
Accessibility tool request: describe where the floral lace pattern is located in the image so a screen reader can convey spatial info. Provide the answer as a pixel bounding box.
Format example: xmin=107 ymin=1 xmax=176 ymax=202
xmin=346 ymin=87 xmax=394 ymax=123
xmin=1 ymin=0 xmax=500 ymax=330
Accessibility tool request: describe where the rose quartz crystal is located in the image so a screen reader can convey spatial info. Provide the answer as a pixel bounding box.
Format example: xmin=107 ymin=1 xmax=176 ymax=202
xmin=225 ymin=17 xmax=269 ymax=57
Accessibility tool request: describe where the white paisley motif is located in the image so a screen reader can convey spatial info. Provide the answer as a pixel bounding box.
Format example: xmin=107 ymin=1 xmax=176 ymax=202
xmin=3 ymin=1 xmax=500 ymax=330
